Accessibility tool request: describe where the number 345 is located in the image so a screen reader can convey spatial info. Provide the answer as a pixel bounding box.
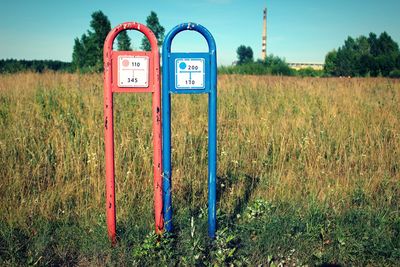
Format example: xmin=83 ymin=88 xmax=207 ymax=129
xmin=128 ymin=77 xmax=138 ymax=83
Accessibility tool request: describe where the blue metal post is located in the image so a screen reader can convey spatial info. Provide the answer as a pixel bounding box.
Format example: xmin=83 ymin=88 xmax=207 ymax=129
xmin=162 ymin=23 xmax=217 ymax=237
xmin=162 ymin=33 xmax=173 ymax=232
xmin=208 ymin=47 xmax=217 ymax=238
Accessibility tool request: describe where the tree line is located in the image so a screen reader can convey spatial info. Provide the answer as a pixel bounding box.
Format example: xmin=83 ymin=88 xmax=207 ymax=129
xmin=228 ymin=31 xmax=400 ymax=78
xmin=222 ymin=45 xmax=321 ymax=77
xmin=324 ymin=32 xmax=400 ymax=78
xmin=0 ymin=59 xmax=71 ymax=73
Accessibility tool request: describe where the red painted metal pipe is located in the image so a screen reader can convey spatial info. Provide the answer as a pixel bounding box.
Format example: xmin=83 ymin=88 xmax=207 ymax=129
xmin=103 ymin=22 xmax=163 ymax=245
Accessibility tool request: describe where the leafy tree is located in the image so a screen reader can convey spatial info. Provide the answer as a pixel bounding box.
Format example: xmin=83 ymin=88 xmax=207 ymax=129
xmin=141 ymin=11 xmax=165 ymax=51
xmin=397 ymin=54 xmax=400 ymax=69
xmin=359 ymin=54 xmax=374 ymax=77
xmin=354 ymin=36 xmax=371 ymax=75
xmin=236 ymin=45 xmax=254 ymax=65
xmin=117 ymin=30 xmax=132 ymax=51
xmin=366 ymin=33 xmax=380 ymax=75
xmin=376 ymin=32 xmax=399 ymax=55
xmin=335 ymin=37 xmax=362 ymax=76
xmin=81 ymin=33 xmax=97 ymax=69
xmin=297 ymin=67 xmax=322 ymax=77
xmin=368 ymin=33 xmax=379 ymax=57
xmin=90 ymin=11 xmax=111 ymax=50
xmin=72 ymin=38 xmax=85 ymax=70
xmin=72 ymin=10 xmax=111 ymax=72
xmin=334 ymin=48 xmax=351 ymax=76
xmin=263 ymin=54 xmax=292 ymax=75
xmin=219 ymin=54 xmax=292 ymax=76
xmin=324 ymin=32 xmax=400 ymax=77
xmin=389 ymin=69 xmax=400 ymax=78
xmin=324 ymin=50 xmax=337 ymax=76
xmin=89 ymin=10 xmax=111 ymax=70
xmin=376 ymin=32 xmax=399 ymax=76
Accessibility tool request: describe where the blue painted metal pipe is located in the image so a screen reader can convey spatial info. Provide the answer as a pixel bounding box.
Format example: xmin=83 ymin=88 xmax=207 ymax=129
xmin=162 ymin=23 xmax=217 ymax=237
xmin=208 ymin=72 xmax=217 ymax=238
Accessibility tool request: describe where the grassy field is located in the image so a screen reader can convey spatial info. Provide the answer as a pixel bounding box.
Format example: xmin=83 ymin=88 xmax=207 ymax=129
xmin=0 ymin=73 xmax=399 ymax=266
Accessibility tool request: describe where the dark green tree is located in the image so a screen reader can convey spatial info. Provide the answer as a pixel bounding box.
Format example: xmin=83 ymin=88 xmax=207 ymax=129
xmin=359 ymin=54 xmax=375 ymax=76
xmin=117 ymin=30 xmax=132 ymax=51
xmin=79 ymin=33 xmax=98 ymax=69
xmin=141 ymin=11 xmax=165 ymax=51
xmin=236 ymin=45 xmax=254 ymax=65
xmin=325 ymin=32 xmax=400 ymax=77
xmin=376 ymin=32 xmax=399 ymax=76
xmin=72 ymin=38 xmax=85 ymax=70
xmin=368 ymin=33 xmax=379 ymax=57
xmin=263 ymin=54 xmax=292 ymax=75
xmin=324 ymin=50 xmax=337 ymax=76
xmin=90 ymin=11 xmax=111 ymax=49
xmin=89 ymin=11 xmax=111 ymax=71
xmin=396 ymin=54 xmax=400 ymax=69
xmin=376 ymin=32 xmax=399 ymax=55
xmin=72 ymin=10 xmax=111 ymax=72
xmin=351 ymin=36 xmax=370 ymax=76
xmin=336 ymin=37 xmax=360 ymax=76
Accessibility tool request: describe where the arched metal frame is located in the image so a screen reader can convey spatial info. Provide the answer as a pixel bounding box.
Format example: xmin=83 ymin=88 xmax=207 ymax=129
xmin=103 ymin=22 xmax=163 ymax=245
xmin=162 ymin=23 xmax=218 ymax=238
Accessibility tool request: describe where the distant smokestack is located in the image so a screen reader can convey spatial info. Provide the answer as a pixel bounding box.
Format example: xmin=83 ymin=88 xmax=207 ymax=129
xmin=262 ymin=7 xmax=267 ymax=60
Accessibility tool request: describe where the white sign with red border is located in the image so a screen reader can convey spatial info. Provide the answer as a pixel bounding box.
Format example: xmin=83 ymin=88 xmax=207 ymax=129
xmin=118 ymin=56 xmax=149 ymax=88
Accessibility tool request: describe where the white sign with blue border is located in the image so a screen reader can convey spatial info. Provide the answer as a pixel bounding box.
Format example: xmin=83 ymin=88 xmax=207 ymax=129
xmin=175 ymin=58 xmax=205 ymax=89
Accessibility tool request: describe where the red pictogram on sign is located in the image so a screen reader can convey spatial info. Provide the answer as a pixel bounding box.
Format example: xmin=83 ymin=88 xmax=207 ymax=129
xmin=122 ymin=59 xmax=129 ymax=67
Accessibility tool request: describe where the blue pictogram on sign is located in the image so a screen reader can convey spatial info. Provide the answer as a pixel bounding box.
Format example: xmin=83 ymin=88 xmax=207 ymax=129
xmin=179 ymin=62 xmax=187 ymax=69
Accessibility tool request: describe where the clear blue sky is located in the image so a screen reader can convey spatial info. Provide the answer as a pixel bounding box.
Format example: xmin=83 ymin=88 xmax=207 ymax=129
xmin=0 ymin=0 xmax=399 ymax=65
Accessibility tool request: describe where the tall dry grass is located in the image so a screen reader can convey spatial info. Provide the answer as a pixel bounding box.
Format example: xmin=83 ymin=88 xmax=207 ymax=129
xmin=0 ymin=73 xmax=399 ymax=228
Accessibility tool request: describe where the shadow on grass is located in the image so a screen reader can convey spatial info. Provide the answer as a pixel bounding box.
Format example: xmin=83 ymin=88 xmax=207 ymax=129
xmin=0 ymin=218 xmax=96 ymax=266
xmin=217 ymin=171 xmax=260 ymax=222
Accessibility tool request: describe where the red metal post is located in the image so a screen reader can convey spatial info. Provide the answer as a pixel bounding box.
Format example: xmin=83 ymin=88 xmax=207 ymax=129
xmin=151 ymin=50 xmax=164 ymax=234
xmin=103 ymin=22 xmax=163 ymax=245
xmin=104 ymin=33 xmax=116 ymax=244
